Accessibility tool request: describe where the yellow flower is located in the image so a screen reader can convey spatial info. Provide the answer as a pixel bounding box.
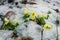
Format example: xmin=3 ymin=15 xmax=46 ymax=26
xmin=43 ymin=24 xmax=52 ymax=30
xmin=13 ymin=19 xmax=18 ymax=25
xmin=24 ymin=8 xmax=29 ymax=15
xmin=4 ymin=18 xmax=9 ymax=25
xmin=41 ymin=13 xmax=47 ymax=18
xmin=29 ymin=11 xmax=37 ymax=20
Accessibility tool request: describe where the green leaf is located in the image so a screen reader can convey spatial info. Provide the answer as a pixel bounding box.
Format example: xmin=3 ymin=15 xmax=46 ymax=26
xmin=13 ymin=29 xmax=17 ymax=34
xmin=24 ymin=19 xmax=28 ymax=22
xmin=2 ymin=22 xmax=16 ymax=30
xmin=36 ymin=17 xmax=45 ymax=25
xmin=16 ymin=23 xmax=19 ymax=26
xmin=48 ymin=11 xmax=51 ymax=14
xmin=39 ymin=17 xmax=45 ymax=25
xmin=23 ymin=14 xmax=30 ymax=19
xmin=46 ymin=15 xmax=49 ymax=19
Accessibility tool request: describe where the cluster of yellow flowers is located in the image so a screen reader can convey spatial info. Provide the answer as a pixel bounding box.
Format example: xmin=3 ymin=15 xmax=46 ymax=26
xmin=24 ymin=8 xmax=52 ymax=30
xmin=4 ymin=18 xmax=18 ymax=25
xmin=24 ymin=8 xmax=37 ymax=20
xmin=4 ymin=8 xmax=52 ymax=30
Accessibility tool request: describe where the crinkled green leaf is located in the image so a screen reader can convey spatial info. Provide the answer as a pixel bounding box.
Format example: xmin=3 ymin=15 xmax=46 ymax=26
xmin=23 ymin=14 xmax=30 ymax=19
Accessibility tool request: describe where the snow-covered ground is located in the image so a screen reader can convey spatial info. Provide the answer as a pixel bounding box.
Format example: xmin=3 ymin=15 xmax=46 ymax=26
xmin=0 ymin=0 xmax=60 ymax=40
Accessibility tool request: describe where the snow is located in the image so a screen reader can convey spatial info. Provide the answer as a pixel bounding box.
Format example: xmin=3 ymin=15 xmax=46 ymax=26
xmin=0 ymin=0 xmax=60 ymax=40
xmin=0 ymin=30 xmax=13 ymax=40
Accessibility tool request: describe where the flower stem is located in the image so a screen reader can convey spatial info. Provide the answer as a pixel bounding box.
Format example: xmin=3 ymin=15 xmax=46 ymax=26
xmin=56 ymin=26 xmax=58 ymax=40
xmin=41 ymin=29 xmax=43 ymax=40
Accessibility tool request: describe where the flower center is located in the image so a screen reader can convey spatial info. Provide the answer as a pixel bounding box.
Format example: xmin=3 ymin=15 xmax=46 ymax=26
xmin=46 ymin=26 xmax=50 ymax=29
xmin=32 ymin=13 xmax=35 ymax=16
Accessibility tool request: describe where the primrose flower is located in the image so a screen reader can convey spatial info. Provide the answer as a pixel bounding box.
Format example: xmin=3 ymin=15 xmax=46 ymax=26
xmin=4 ymin=18 xmax=9 ymax=25
xmin=41 ymin=13 xmax=47 ymax=18
xmin=24 ymin=8 xmax=29 ymax=15
xmin=13 ymin=19 xmax=18 ymax=25
xmin=29 ymin=11 xmax=37 ymax=20
xmin=43 ymin=24 xmax=52 ymax=30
